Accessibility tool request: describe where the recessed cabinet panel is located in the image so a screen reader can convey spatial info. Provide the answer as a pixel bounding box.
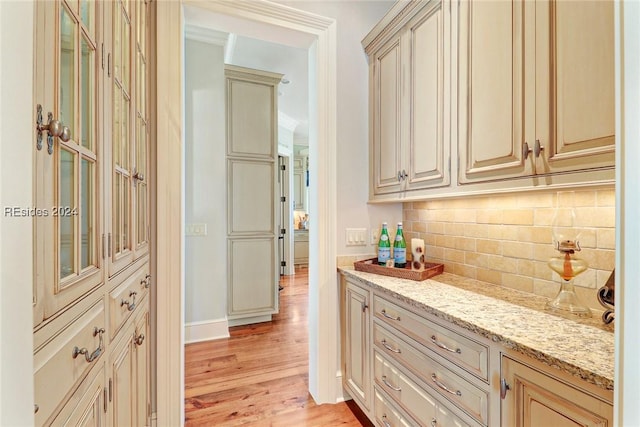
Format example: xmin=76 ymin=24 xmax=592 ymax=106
xmin=458 ymin=0 xmax=528 ymax=183
xmin=407 ymin=1 xmax=450 ymax=190
xmin=343 ymin=278 xmax=372 ymax=411
xmin=227 ymin=160 xmax=275 ymax=235
xmin=227 ymin=80 xmax=275 ymax=159
xmin=373 ymin=37 xmax=402 ymax=195
xmin=228 ymin=238 xmax=277 ymax=317
xmin=536 ymin=0 xmax=615 ymax=174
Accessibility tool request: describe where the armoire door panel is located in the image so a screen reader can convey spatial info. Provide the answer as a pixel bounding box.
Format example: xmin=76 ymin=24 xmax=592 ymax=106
xmin=227 ymin=238 xmax=278 ymax=317
xmin=227 ymin=159 xmax=275 ymax=235
xmin=227 ymin=79 xmax=276 ymax=159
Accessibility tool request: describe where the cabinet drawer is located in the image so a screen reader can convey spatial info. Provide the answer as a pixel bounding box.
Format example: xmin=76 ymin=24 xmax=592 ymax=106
xmin=48 ymin=363 xmax=105 ymax=426
xmin=34 ymin=300 xmax=106 ymax=425
xmin=373 ymin=294 xmax=489 ymax=381
xmin=374 ymin=351 xmax=439 ymax=426
xmin=374 ymin=387 xmax=417 ymax=427
xmin=374 ymin=322 xmax=489 ymax=425
xmin=109 ymin=265 xmax=149 ymax=340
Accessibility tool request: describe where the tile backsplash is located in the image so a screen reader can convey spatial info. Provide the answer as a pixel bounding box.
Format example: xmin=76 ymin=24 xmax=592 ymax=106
xmin=402 ymin=187 xmax=615 ymax=312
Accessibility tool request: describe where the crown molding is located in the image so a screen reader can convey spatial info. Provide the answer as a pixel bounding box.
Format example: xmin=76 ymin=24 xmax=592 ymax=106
xmin=185 ymin=24 xmax=229 ymax=46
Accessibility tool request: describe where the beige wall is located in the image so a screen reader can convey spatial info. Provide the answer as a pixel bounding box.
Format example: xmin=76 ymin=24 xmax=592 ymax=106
xmin=402 ymin=187 xmax=615 ymax=312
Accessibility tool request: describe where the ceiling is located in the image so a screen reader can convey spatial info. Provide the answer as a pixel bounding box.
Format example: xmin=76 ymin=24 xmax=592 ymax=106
xmin=227 ymin=35 xmax=309 ymax=141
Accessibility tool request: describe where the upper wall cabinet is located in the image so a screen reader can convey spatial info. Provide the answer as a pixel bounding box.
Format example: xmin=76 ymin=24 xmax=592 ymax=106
xmin=364 ymin=0 xmax=451 ymax=200
xmin=457 ymin=0 xmax=615 ymax=185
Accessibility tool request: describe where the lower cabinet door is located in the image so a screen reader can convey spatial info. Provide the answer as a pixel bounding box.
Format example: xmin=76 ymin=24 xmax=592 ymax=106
xmin=343 ymin=279 xmax=372 ymax=411
xmin=109 ymin=299 xmax=151 ymax=427
xmin=501 ymin=356 xmax=613 ymax=427
xmin=134 ymin=306 xmax=151 ymax=427
xmin=50 ymin=364 xmax=106 ymax=427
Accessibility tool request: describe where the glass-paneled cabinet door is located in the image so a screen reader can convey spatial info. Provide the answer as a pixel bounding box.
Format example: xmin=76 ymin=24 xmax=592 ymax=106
xmin=107 ymin=0 xmax=149 ymax=276
xmin=34 ymin=0 xmax=104 ymax=325
xmin=134 ymin=0 xmax=149 ymax=255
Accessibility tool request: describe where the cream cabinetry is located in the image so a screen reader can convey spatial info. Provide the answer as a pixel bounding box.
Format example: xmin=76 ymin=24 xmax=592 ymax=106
xmin=501 ymin=355 xmax=613 ymax=427
xmin=293 ymin=230 xmax=309 ymax=266
xmin=339 ymin=270 xmax=614 ymax=427
xmin=109 ymin=295 xmax=150 ymax=427
xmin=364 ymin=0 xmax=451 ymax=199
xmin=293 ymin=155 xmax=307 ymax=211
xmin=457 ymin=0 xmax=615 ymax=185
xmin=371 ymin=294 xmax=490 ymax=427
xmin=33 ymin=0 xmax=151 ymax=424
xmin=341 ymin=276 xmax=373 ymax=414
xmin=225 ymin=65 xmax=281 ymax=326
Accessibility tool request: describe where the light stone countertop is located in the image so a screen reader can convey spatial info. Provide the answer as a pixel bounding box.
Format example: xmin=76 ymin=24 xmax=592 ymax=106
xmin=338 ymin=268 xmax=614 ymax=391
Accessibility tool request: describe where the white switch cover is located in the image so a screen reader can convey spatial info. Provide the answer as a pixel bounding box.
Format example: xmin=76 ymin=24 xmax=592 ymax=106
xmin=346 ymin=228 xmax=367 ymax=246
xmin=186 ymin=223 xmax=208 ymax=236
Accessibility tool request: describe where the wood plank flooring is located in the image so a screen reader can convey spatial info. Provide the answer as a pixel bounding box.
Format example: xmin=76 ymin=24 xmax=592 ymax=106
xmin=185 ymin=268 xmax=371 ymax=426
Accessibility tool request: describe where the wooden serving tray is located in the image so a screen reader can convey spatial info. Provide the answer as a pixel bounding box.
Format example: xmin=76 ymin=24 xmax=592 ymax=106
xmin=354 ymin=258 xmax=444 ymax=281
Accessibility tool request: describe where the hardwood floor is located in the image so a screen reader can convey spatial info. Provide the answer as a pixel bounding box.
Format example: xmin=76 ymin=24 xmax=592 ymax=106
xmin=185 ymin=267 xmax=371 ymax=426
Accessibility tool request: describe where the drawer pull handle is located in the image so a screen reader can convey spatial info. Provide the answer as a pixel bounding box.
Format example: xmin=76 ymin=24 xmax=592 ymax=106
xmin=430 ymin=335 xmax=461 ymax=354
xmin=72 ymin=327 xmax=105 ymax=363
xmin=142 ymin=274 xmax=151 ymax=289
xmin=431 ymin=418 xmax=437 ymax=427
xmin=134 ymin=333 xmax=145 ymax=346
xmin=381 ymin=375 xmax=401 ymax=392
xmin=381 ymin=309 xmax=400 ymax=321
xmin=121 ymin=291 xmax=138 ymax=312
xmin=431 ymin=373 xmax=462 ymax=396
xmin=34 ymin=404 xmax=39 ymax=414
xmin=381 ymin=339 xmax=401 ymax=354
xmin=382 ymin=415 xmax=392 ymax=427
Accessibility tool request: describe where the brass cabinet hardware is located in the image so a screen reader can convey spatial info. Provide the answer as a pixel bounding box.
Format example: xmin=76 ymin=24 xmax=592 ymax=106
xmin=121 ymin=291 xmax=137 ymax=312
xmin=35 ymin=104 xmax=71 ymax=154
xmin=72 ymin=327 xmax=105 ymax=363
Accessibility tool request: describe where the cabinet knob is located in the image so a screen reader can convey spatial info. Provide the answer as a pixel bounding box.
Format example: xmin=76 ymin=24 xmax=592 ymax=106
xmin=523 ymin=141 xmax=532 ymax=160
xmin=534 ymin=139 xmax=544 ymax=158
xmin=500 ymin=378 xmax=511 ymax=399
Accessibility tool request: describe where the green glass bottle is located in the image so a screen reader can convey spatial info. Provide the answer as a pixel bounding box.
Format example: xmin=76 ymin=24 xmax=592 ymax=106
xmin=377 ymin=222 xmax=391 ymax=265
xmin=393 ymin=222 xmax=406 ymax=268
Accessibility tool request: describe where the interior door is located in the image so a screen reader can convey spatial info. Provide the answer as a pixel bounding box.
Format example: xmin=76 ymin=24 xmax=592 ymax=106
xmin=34 ymin=0 xmax=104 ymax=324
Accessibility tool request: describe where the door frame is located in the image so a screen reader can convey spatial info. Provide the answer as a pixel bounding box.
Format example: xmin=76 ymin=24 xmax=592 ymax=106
xmin=154 ymin=0 xmax=339 ymax=424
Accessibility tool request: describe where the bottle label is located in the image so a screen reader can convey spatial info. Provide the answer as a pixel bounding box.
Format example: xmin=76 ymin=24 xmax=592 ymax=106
xmin=378 ymin=247 xmax=391 ymax=263
xmin=380 ymin=234 xmax=389 ymax=242
xmin=394 ymin=248 xmax=406 ymax=264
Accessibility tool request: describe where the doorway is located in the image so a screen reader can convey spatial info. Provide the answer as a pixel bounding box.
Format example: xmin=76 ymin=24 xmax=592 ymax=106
xmin=179 ymin=1 xmax=340 ymax=405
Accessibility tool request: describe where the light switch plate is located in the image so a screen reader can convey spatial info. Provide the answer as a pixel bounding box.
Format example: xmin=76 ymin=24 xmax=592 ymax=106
xmin=186 ymin=223 xmax=207 ymax=236
xmin=346 ymin=228 xmax=367 ymax=246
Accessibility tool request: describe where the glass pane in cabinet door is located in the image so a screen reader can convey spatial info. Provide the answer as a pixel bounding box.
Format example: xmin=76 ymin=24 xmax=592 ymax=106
xmin=137 ymin=53 xmax=146 ymax=118
xmin=122 ymin=96 xmax=130 ymax=169
xmin=113 ymin=3 xmax=121 ymax=81
xmin=81 ymin=36 xmax=94 ymax=150
xmin=81 ymin=158 xmax=95 ymax=270
xmin=113 ymin=89 xmax=121 ymax=166
xmin=60 ymin=5 xmax=76 ymax=138
xmin=137 ymin=0 xmax=146 ymax=50
xmin=80 ymin=0 xmax=94 ymax=36
xmin=115 ymin=173 xmax=121 ymax=254
xmin=137 ymin=118 xmax=146 ymax=175
xmin=122 ymin=9 xmax=130 ymax=93
xmin=123 ymin=176 xmax=130 ymax=251
xmin=138 ymin=183 xmax=146 ymax=244
xmin=60 ymin=149 xmax=76 ymax=279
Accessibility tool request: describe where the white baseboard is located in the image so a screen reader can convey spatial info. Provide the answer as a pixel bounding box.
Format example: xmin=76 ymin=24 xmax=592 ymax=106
xmin=335 ymin=371 xmax=347 ymax=403
xmin=184 ymin=318 xmax=230 ymax=344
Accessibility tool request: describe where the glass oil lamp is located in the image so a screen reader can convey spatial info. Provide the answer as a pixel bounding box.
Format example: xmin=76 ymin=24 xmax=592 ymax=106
xmin=546 ymin=192 xmax=592 ymax=317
